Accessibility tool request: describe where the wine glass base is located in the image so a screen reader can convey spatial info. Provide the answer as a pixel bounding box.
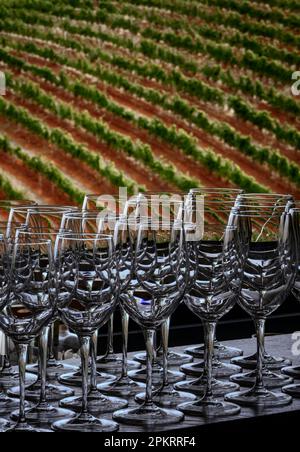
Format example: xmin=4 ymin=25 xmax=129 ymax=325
xmin=231 ymin=353 xmax=292 ymax=370
xmin=52 ymin=414 xmax=119 ymax=432
xmin=6 ymin=421 xmax=53 ymax=433
xmin=96 ymin=354 xmax=140 ymax=373
xmin=134 ymin=351 xmax=192 ymax=367
xmin=0 ymin=368 xmax=37 ymax=390
xmin=27 ymin=361 xmax=78 ymax=380
xmin=11 ymin=404 xmax=75 ymax=423
xmin=59 ymin=391 xmax=128 ymax=414
xmin=282 ymin=383 xmax=300 ymax=398
xmin=225 ymin=388 xmax=292 ymax=407
xmin=185 ymin=344 xmax=242 ymax=360
xmin=0 ymin=393 xmax=23 ymax=415
xmin=135 ymin=387 xmax=197 ymax=408
xmin=0 ymin=417 xmax=11 ymax=432
xmin=180 ymin=361 xmax=241 ymax=378
xmin=97 ymin=376 xmax=146 ymax=398
xmin=8 ymin=383 xmax=74 ymax=402
xmin=174 ymin=377 xmax=240 ymax=396
xmin=282 ymin=366 xmax=300 ymax=379
xmin=230 ymin=370 xmax=293 ymax=388
xmin=128 ymin=367 xmax=185 ymax=385
xmin=113 ymin=404 xmax=184 ymax=426
xmin=58 ymin=370 xmax=115 ymax=387
xmin=178 ymin=398 xmax=241 ymax=418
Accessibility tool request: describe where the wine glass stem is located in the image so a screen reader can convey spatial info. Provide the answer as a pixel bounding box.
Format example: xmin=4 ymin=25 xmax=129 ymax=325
xmin=48 ymin=322 xmax=56 ymax=363
xmin=255 ymin=317 xmax=266 ymax=389
xmin=105 ymin=314 xmax=114 ymax=356
xmin=79 ymin=335 xmax=91 ymax=415
xmin=39 ymin=326 xmax=50 ymax=404
xmin=144 ymin=329 xmax=155 ymax=406
xmin=161 ymin=318 xmax=170 ymax=387
xmin=90 ymin=331 xmax=98 ymax=390
xmin=204 ymin=321 xmax=217 ymax=398
xmin=16 ymin=342 xmax=28 ymax=424
xmin=120 ymin=306 xmax=129 ymax=378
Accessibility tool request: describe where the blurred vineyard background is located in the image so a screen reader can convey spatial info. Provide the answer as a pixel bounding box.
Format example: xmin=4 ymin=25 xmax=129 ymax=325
xmin=0 ymin=0 xmax=299 ymax=205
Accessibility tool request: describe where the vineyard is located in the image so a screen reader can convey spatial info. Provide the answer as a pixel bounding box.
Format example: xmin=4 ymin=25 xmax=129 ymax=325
xmin=0 ymin=0 xmax=299 ymax=204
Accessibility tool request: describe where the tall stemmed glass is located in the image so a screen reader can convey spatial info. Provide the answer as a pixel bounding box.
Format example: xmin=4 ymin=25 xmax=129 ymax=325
xmin=96 ymin=215 xmax=146 ymax=397
xmin=225 ymin=206 xmax=296 ymax=407
xmin=282 ymin=203 xmax=300 ymax=382
xmin=180 ymin=198 xmax=242 ymax=380
xmin=183 ymin=188 xmax=244 ymax=361
xmin=82 ymin=194 xmax=139 ymax=374
xmin=57 ymin=213 xmax=127 ymax=414
xmin=52 ymin=233 xmax=121 ymax=432
xmin=0 ymin=238 xmax=55 ymax=432
xmin=7 ymin=207 xmax=77 ymax=403
xmin=9 ymin=230 xmax=75 ymax=425
xmin=177 ymin=212 xmax=243 ymax=417
xmin=128 ymin=193 xmax=189 ymax=383
xmin=0 ymin=200 xmax=37 ymax=389
xmin=231 ymin=194 xmax=294 ymax=372
xmin=113 ymin=218 xmax=187 ymax=426
xmin=282 ymin=207 xmax=300 ymax=396
xmin=7 ymin=205 xmax=78 ymax=380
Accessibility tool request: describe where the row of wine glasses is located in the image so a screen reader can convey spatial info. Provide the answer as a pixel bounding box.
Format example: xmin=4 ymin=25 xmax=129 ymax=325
xmin=0 ymin=189 xmax=298 ymax=432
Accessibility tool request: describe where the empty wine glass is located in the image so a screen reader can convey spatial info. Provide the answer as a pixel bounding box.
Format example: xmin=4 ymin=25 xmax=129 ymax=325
xmin=177 ymin=214 xmax=243 ymax=417
xmin=82 ymin=195 xmax=139 ymax=374
xmin=58 ymin=212 xmax=132 ymax=411
xmin=0 ymin=200 xmax=37 ymax=390
xmin=52 ymin=233 xmax=121 ymax=432
xmin=0 ymin=238 xmax=55 ymax=432
xmin=282 ymin=207 xmax=300 ymax=397
xmin=9 ymin=230 xmax=75 ymax=425
xmin=8 ymin=205 xmax=78 ymax=381
xmin=113 ymin=217 xmax=187 ymax=426
xmin=225 ymin=205 xmax=297 ymax=407
xmin=231 ymin=194 xmax=294 ymax=371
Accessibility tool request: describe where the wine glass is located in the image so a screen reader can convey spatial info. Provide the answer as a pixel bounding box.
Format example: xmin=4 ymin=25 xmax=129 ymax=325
xmin=225 ymin=205 xmax=297 ymax=407
xmin=177 ymin=212 xmax=243 ymax=417
xmin=8 ymin=205 xmax=78 ymax=379
xmin=231 ymin=194 xmax=294 ymax=372
xmin=113 ymin=217 xmax=187 ymax=426
xmin=128 ymin=193 xmax=190 ymax=383
xmin=184 ymin=189 xmax=244 ymax=362
xmin=82 ymin=195 xmax=140 ymax=374
xmin=52 ymin=233 xmax=121 ymax=432
xmin=282 ymin=207 xmax=300 ymax=396
xmin=0 ymin=238 xmax=55 ymax=432
xmin=0 ymin=200 xmax=37 ymax=390
xmin=9 ymin=230 xmax=76 ymax=425
xmin=7 ymin=208 xmax=78 ymax=404
xmin=57 ymin=213 xmax=127 ymax=414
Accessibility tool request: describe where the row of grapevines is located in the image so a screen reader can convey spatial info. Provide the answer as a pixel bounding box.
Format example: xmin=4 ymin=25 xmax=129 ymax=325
xmin=1 ymin=61 xmax=267 ymax=193
xmin=0 ymin=134 xmax=85 ymax=204
xmin=0 ymin=172 xmax=25 ymax=200
xmin=97 ymin=0 xmax=300 ymax=67
xmin=249 ymin=0 xmax=300 ymax=11
xmin=202 ymin=64 xmax=300 ymax=118
xmin=2 ymin=11 xmax=296 ymax=147
xmin=186 ymin=0 xmax=300 ymax=29
xmin=118 ymin=0 xmax=300 ymax=49
xmin=1 ymin=39 xmax=297 ymax=190
xmin=1 ymin=72 xmax=200 ymax=192
xmin=0 ymin=5 xmax=295 ymax=86
xmin=0 ymin=95 xmax=139 ymax=194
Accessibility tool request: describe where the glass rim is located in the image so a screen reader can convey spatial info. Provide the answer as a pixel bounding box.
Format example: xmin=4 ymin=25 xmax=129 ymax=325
xmin=56 ymin=233 xmax=114 ymax=241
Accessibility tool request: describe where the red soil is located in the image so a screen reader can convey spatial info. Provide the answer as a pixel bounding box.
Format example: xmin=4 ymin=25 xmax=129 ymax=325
xmin=0 ymin=115 xmax=117 ymax=199
xmin=0 ymin=146 xmax=74 ymax=205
